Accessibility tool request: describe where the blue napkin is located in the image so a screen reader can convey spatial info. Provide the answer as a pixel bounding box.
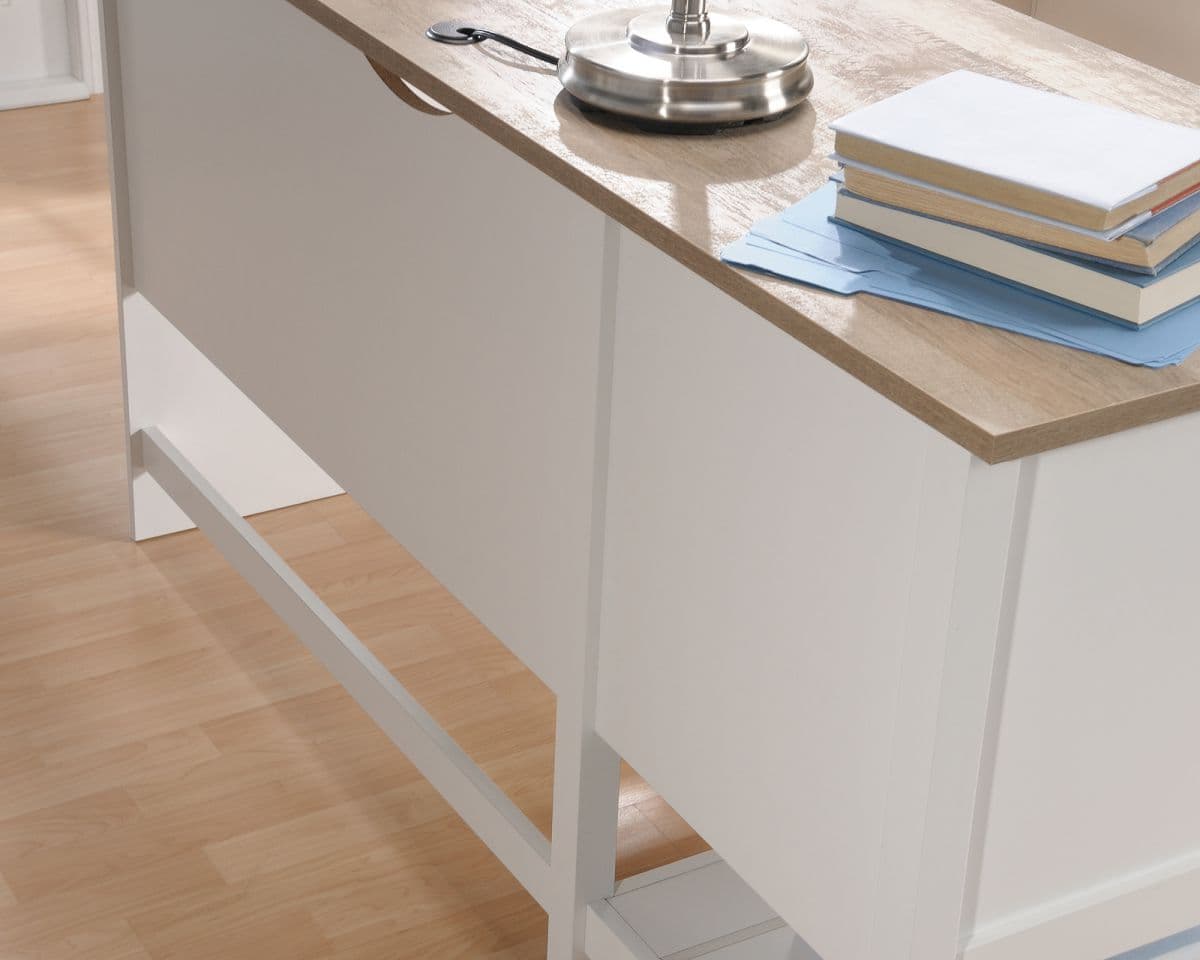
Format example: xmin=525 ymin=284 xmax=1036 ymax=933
xmin=721 ymin=183 xmax=1200 ymax=367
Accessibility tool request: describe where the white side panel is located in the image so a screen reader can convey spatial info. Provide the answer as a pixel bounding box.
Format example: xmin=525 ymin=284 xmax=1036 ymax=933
xmin=586 ymin=853 xmax=816 ymax=960
xmin=586 ymin=902 xmax=660 ymax=960
xmin=703 ymin=928 xmax=823 ymax=960
xmin=124 ymin=294 xmax=341 ymax=539
xmin=113 ymin=0 xmax=608 ymax=692
xmin=970 ymin=409 xmax=1200 ymax=958
xmin=609 ymin=860 xmax=777 ymax=957
xmin=547 ymin=221 xmax=623 ymax=960
xmin=596 ymin=230 xmax=956 ymax=960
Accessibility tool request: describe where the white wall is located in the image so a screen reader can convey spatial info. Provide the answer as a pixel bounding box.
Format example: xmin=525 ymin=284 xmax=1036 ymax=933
xmin=87 ymin=0 xmax=101 ymax=90
xmin=1035 ymin=0 xmax=1200 ymax=85
xmin=0 ymin=0 xmax=102 ymax=110
xmin=996 ymin=0 xmax=1200 ymax=85
xmin=0 ymin=0 xmax=74 ymax=83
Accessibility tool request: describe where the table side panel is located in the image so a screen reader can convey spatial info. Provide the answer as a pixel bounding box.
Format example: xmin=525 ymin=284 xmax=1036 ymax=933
xmin=969 ymin=409 xmax=1200 ymax=957
xmin=596 ymin=230 xmax=947 ymax=960
xmin=114 ymin=0 xmax=611 ymax=692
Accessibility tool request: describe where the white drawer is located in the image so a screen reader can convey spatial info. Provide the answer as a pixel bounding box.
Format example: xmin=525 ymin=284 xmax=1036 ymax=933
xmin=595 ymin=228 xmax=966 ymax=960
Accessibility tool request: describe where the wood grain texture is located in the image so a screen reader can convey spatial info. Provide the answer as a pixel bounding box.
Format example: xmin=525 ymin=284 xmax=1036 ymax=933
xmin=279 ymin=0 xmax=1200 ymax=462
xmin=0 ymin=96 xmax=705 ymax=960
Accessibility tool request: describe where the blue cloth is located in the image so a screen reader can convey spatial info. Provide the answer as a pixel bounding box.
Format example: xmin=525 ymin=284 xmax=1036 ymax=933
xmin=721 ymin=183 xmax=1200 ymax=367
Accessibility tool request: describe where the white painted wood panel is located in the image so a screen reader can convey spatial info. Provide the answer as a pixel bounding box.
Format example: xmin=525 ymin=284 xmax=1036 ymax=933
xmin=968 ymin=409 xmax=1200 ymax=959
xmin=122 ymin=294 xmax=342 ymax=539
xmin=546 ymin=220 xmax=623 ymax=960
xmin=113 ymin=0 xmax=609 ymax=693
xmin=609 ymin=859 xmax=777 ymax=957
xmin=586 ymin=853 xmax=817 ymax=960
xmin=702 ymin=928 xmax=822 ymax=960
xmin=595 ymin=229 xmax=973 ymax=960
xmin=586 ymin=901 xmax=660 ymax=960
xmin=906 ymin=458 xmax=1031 ymax=960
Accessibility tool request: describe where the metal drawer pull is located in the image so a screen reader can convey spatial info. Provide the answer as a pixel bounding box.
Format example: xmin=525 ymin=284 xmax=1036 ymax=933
xmin=366 ymin=58 xmax=453 ymax=117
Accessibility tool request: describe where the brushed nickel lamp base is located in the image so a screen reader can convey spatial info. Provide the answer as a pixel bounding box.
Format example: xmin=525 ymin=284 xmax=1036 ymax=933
xmin=427 ymin=1 xmax=812 ymax=129
xmin=559 ymin=0 xmax=813 ymax=126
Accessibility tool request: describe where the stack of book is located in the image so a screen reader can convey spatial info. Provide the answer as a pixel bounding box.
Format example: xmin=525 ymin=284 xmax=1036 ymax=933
xmin=829 ymin=71 xmax=1200 ymax=328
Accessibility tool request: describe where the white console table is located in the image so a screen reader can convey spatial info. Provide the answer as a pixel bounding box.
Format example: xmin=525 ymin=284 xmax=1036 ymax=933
xmin=100 ymin=1 xmax=1200 ymax=959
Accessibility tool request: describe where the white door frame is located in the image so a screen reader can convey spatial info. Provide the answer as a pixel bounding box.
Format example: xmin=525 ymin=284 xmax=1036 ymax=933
xmin=0 ymin=0 xmax=102 ymax=111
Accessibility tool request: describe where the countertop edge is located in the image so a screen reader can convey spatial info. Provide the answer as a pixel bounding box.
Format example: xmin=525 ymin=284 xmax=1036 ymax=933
xmin=283 ymin=0 xmax=1200 ymax=466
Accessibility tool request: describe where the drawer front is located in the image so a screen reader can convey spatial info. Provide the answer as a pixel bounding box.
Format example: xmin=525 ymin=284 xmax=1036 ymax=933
xmin=972 ymin=409 xmax=1200 ymax=948
xmin=115 ymin=0 xmax=608 ymax=692
xmin=596 ymin=230 xmax=956 ymax=960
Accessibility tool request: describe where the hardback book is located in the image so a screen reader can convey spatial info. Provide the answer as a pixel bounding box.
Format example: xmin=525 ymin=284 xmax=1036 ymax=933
xmin=830 ymin=70 xmax=1200 ymax=233
xmin=841 ymin=165 xmax=1200 ymax=273
xmin=833 ymin=189 xmax=1200 ymax=327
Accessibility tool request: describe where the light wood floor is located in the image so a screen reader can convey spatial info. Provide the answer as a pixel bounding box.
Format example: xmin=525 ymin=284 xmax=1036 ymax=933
xmin=0 ymin=97 xmax=706 ymax=960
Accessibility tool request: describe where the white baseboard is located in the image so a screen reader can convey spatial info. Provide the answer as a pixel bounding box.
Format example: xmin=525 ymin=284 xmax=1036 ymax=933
xmin=0 ymin=75 xmax=90 ymax=111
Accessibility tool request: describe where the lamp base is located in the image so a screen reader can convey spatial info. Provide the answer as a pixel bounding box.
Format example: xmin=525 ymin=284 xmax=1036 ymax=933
xmin=559 ymin=6 xmax=813 ymax=127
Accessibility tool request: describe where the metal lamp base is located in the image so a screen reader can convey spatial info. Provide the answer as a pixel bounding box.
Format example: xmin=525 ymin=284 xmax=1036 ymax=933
xmin=559 ymin=3 xmax=812 ymax=127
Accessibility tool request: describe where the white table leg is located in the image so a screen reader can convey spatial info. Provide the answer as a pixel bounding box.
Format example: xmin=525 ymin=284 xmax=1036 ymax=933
xmin=547 ymin=220 xmax=624 ymax=960
xmin=905 ymin=456 xmax=1036 ymax=960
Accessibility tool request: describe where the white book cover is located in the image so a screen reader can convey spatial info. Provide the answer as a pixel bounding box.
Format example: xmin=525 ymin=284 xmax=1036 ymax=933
xmin=832 ymin=156 xmax=1152 ymax=240
xmin=830 ymin=70 xmax=1200 ymax=212
xmin=833 ymin=190 xmax=1200 ymax=325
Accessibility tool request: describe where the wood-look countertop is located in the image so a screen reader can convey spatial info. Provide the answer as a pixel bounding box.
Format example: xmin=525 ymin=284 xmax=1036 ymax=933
xmin=285 ymin=0 xmax=1200 ymax=463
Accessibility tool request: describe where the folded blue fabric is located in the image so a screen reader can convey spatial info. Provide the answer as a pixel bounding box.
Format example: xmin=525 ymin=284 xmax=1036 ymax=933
xmin=721 ymin=183 xmax=1200 ymax=367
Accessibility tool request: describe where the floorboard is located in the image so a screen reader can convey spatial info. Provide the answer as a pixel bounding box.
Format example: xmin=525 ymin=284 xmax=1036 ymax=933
xmin=0 ymin=97 xmax=706 ymax=960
